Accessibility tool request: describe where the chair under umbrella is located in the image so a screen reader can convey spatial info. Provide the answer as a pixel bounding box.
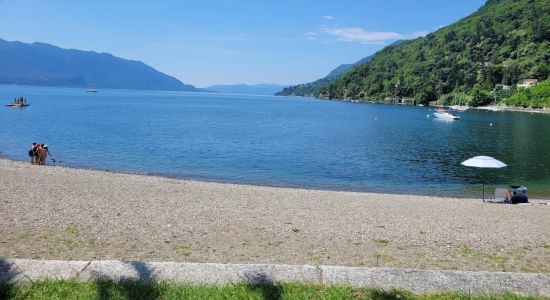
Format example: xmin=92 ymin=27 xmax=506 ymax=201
xmin=461 ymin=156 xmax=507 ymax=201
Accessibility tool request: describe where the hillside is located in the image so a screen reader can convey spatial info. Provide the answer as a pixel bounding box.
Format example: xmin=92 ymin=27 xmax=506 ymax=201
xmin=275 ymin=55 xmax=374 ymax=97
xmin=0 ymin=39 xmax=199 ymax=91
xmin=506 ymin=79 xmax=550 ymax=108
xmin=206 ymin=84 xmax=286 ymax=95
xmin=320 ymin=0 xmax=550 ymax=107
xmin=276 ymin=40 xmax=405 ymax=97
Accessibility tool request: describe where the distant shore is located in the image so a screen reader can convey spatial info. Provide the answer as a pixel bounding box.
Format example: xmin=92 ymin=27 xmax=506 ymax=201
xmin=474 ymin=105 xmax=550 ymax=114
xmin=1 ymin=158 xmax=549 ymax=273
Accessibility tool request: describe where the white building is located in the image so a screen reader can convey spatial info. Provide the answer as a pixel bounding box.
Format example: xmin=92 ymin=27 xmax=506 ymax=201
xmin=517 ymin=79 xmax=538 ymax=88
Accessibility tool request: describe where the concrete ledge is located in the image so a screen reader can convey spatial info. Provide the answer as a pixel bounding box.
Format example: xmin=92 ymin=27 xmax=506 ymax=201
xmin=1 ymin=259 xmax=549 ymax=296
xmin=321 ymin=266 xmax=550 ymax=295
xmin=79 ymin=261 xmax=320 ymax=285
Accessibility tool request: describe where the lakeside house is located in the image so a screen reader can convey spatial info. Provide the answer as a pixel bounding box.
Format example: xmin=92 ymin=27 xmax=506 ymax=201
xmin=517 ymin=79 xmax=538 ymax=88
xmin=392 ymin=97 xmax=416 ymax=105
xmin=495 ymin=84 xmax=511 ymax=91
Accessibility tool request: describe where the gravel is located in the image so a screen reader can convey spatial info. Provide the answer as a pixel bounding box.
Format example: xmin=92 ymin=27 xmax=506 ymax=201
xmin=1 ymin=158 xmax=548 ymax=272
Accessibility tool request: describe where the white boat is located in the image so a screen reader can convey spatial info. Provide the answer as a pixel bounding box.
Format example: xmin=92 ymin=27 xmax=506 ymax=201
xmin=433 ymin=111 xmax=460 ymax=120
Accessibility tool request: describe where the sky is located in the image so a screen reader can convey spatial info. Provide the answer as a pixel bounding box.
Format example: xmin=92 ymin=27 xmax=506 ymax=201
xmin=0 ymin=0 xmax=486 ymax=87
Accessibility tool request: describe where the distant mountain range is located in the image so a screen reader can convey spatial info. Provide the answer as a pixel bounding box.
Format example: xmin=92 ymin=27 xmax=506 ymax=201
xmin=275 ymin=40 xmax=405 ymax=97
xmin=0 ymin=38 xmax=200 ymax=91
xmin=206 ymin=84 xmax=286 ymax=95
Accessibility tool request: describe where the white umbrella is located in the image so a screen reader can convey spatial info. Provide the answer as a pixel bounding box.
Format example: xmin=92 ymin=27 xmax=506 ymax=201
xmin=461 ymin=156 xmax=507 ymax=201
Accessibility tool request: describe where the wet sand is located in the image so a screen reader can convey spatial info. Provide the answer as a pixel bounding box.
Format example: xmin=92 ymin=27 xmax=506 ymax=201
xmin=1 ymin=158 xmax=548 ymax=273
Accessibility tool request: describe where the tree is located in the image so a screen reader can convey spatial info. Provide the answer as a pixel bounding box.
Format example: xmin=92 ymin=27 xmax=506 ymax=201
xmin=469 ymin=85 xmax=492 ymax=106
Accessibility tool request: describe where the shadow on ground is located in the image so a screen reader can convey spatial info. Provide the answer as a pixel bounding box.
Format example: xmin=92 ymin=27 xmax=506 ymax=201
xmin=244 ymin=271 xmax=283 ymax=300
xmin=93 ymin=261 xmax=161 ymax=300
xmin=0 ymin=259 xmax=419 ymax=299
xmin=0 ymin=258 xmax=19 ymax=299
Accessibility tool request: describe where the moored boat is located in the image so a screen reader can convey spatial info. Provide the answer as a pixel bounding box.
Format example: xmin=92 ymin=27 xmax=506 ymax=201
xmin=433 ymin=110 xmax=460 ymax=120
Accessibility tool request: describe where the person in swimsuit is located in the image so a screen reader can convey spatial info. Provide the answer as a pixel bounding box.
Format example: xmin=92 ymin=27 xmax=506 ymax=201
xmin=29 ymin=143 xmax=37 ymax=164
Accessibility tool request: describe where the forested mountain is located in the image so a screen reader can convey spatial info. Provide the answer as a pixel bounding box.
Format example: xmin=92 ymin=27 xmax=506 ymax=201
xmin=275 ymin=40 xmax=405 ymax=97
xmin=207 ymin=84 xmax=286 ymax=95
xmin=275 ymin=55 xmax=374 ymax=97
xmin=0 ymin=38 xmax=200 ymax=91
xmin=320 ymin=0 xmax=550 ymax=107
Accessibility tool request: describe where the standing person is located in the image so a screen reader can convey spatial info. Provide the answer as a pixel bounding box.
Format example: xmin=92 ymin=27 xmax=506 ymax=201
xmin=34 ymin=144 xmax=42 ymax=164
xmin=42 ymin=145 xmax=52 ymax=165
xmin=28 ymin=143 xmax=37 ymax=164
xmin=36 ymin=144 xmax=44 ymax=165
xmin=39 ymin=145 xmax=53 ymax=165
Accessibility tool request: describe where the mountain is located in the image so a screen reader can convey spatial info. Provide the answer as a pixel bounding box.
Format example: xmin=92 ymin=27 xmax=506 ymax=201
xmin=0 ymin=38 xmax=200 ymax=91
xmin=275 ymin=41 xmax=405 ymax=97
xmin=206 ymin=84 xmax=286 ymax=95
xmin=320 ymin=0 xmax=550 ymax=107
xmin=275 ymin=55 xmax=374 ymax=97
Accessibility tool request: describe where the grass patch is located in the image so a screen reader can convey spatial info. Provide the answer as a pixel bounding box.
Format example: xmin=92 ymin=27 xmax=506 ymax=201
xmin=543 ymin=244 xmax=550 ymax=249
xmin=456 ymin=246 xmax=522 ymax=272
xmin=66 ymin=225 xmax=79 ymax=236
xmin=376 ymin=239 xmax=390 ymax=246
xmin=457 ymin=245 xmax=509 ymax=264
xmin=0 ymin=280 xmax=544 ymax=300
xmin=374 ymin=253 xmax=395 ymax=266
xmin=175 ymin=244 xmax=192 ymax=257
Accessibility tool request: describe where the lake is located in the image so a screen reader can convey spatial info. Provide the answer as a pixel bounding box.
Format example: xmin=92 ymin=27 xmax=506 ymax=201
xmin=1 ymin=85 xmax=549 ymax=198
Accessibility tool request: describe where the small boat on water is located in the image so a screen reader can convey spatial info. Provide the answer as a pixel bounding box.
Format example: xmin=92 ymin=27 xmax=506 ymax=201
xmin=6 ymin=97 xmax=29 ymax=108
xmin=433 ymin=108 xmax=460 ymax=120
xmin=85 ymin=89 xmax=97 ymax=93
xmin=6 ymin=103 xmax=30 ymax=108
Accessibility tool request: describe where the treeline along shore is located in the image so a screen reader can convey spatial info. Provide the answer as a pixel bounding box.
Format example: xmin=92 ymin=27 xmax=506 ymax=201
xmin=1 ymin=158 xmax=549 ymax=273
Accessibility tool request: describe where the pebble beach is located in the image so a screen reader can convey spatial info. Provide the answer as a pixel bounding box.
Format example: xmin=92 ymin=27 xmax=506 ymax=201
xmin=1 ymin=158 xmax=548 ymax=273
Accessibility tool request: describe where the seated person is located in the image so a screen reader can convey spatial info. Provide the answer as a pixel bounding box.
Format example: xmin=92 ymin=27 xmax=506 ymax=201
xmin=506 ymin=187 xmax=529 ymax=204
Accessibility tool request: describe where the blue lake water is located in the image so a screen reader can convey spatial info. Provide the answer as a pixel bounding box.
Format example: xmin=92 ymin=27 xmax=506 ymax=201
xmin=1 ymin=85 xmax=549 ymax=198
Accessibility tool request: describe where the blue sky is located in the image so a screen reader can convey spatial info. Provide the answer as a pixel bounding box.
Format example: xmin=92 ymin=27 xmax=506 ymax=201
xmin=0 ymin=0 xmax=486 ymax=87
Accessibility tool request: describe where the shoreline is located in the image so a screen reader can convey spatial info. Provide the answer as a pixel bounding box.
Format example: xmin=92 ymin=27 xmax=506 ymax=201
xmin=3 ymin=156 xmax=548 ymax=200
xmin=474 ymin=105 xmax=550 ymax=114
xmin=1 ymin=158 xmax=549 ymax=273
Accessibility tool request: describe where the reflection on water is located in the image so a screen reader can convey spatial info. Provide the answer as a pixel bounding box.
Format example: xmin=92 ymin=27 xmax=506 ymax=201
xmin=1 ymin=85 xmax=549 ymax=198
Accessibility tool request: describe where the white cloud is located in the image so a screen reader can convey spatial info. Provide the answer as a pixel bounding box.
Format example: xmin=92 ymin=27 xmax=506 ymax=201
xmin=321 ymin=27 xmax=430 ymax=44
xmin=305 ymin=32 xmax=318 ymax=40
xmin=323 ymin=16 xmax=335 ymax=20
xmin=323 ymin=27 xmax=402 ymax=44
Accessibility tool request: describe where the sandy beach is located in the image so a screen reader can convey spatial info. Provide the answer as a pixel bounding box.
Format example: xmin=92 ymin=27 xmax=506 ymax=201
xmin=1 ymin=158 xmax=548 ymax=273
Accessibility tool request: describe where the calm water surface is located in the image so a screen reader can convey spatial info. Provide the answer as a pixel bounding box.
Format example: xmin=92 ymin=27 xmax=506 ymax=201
xmin=1 ymin=85 xmax=549 ymax=198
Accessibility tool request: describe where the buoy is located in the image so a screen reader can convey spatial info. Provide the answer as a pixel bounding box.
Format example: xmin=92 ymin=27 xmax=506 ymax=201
xmin=490 ymin=123 xmax=493 ymax=126
xmin=427 ymin=114 xmax=430 ymax=118
xmin=374 ymin=117 xmax=378 ymax=121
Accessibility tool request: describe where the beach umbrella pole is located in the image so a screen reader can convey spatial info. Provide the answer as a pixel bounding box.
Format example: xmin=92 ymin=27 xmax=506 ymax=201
xmin=483 ymin=170 xmax=485 ymax=202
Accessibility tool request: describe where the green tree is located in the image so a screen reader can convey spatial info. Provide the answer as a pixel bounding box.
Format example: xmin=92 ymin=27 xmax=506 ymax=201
xmin=469 ymin=85 xmax=492 ymax=107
